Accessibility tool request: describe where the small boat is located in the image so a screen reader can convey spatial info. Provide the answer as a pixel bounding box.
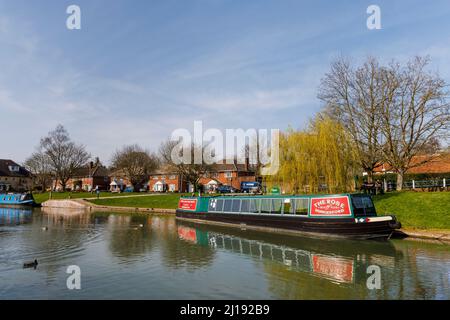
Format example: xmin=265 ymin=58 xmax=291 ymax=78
xmin=176 ymin=193 xmax=401 ymax=240
xmin=0 ymin=193 xmax=36 ymax=206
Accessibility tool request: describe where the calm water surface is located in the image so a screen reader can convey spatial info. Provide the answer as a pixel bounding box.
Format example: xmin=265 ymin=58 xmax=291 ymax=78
xmin=0 ymin=207 xmax=449 ymax=299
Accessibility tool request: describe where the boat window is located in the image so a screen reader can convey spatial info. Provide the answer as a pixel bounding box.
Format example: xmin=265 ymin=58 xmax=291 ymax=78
xmin=284 ymin=201 xmax=292 ymax=214
xmin=232 ymin=199 xmax=241 ymax=212
xmin=208 ymin=199 xmax=217 ymax=212
xmin=351 ymin=195 xmax=376 ymax=217
xmin=223 ymin=199 xmax=233 ymax=212
xmin=215 ymin=199 xmax=224 ymax=212
xmin=260 ymin=199 xmax=272 ymax=213
xmin=272 ymin=199 xmax=283 ymax=214
xmin=294 ymin=198 xmax=309 ymax=215
xmin=249 ymin=199 xmax=260 ymax=213
xmin=240 ymin=199 xmax=250 ymax=212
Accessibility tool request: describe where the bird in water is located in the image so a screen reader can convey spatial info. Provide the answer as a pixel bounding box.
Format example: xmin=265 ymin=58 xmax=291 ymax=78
xmin=42 ymin=226 xmax=48 ymax=231
xmin=23 ymin=259 xmax=38 ymax=269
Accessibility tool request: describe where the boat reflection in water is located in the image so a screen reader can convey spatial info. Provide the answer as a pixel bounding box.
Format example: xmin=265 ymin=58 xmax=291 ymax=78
xmin=177 ymin=221 xmax=400 ymax=285
xmin=0 ymin=206 xmax=33 ymax=226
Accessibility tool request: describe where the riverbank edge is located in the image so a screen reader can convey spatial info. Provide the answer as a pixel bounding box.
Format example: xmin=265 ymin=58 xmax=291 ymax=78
xmin=41 ymin=199 xmax=449 ymax=242
xmin=41 ymin=199 xmax=176 ymax=214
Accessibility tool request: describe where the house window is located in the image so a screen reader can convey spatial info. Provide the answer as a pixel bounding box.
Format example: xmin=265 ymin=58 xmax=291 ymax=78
xmin=153 ymin=176 xmax=159 ymax=180
xmin=8 ymin=165 xmax=20 ymax=172
xmin=224 ymin=172 xmax=232 ymax=178
xmin=169 ymin=175 xmax=176 ymax=180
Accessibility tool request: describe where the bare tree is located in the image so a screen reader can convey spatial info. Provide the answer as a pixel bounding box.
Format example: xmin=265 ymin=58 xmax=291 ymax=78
xmin=40 ymin=125 xmax=90 ymax=191
xmin=159 ymin=139 xmax=212 ymax=192
xmin=380 ymin=56 xmax=450 ymax=190
xmin=318 ymin=57 xmax=385 ymax=182
xmin=111 ymin=144 xmax=159 ymax=189
xmin=23 ymin=150 xmax=53 ymax=191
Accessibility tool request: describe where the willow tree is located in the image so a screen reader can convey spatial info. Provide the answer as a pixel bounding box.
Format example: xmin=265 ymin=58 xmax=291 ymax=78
xmin=266 ymin=117 xmax=357 ymax=194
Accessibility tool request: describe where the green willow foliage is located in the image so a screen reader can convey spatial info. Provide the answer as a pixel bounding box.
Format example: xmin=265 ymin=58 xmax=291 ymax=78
xmin=266 ymin=118 xmax=358 ymax=194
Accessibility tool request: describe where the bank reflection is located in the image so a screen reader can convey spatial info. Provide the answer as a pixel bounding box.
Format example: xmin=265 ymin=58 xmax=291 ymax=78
xmin=0 ymin=206 xmax=33 ymax=226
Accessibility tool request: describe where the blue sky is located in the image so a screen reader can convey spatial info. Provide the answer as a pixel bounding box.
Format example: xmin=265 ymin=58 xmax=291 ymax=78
xmin=1 ymin=0 xmax=450 ymax=164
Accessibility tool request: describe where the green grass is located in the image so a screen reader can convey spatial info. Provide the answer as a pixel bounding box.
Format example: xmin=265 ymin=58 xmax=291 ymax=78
xmin=33 ymin=192 xmax=146 ymax=204
xmin=373 ymin=192 xmax=450 ymax=230
xmin=83 ymin=191 xmax=450 ymax=230
xmin=88 ymin=193 xmax=189 ymax=209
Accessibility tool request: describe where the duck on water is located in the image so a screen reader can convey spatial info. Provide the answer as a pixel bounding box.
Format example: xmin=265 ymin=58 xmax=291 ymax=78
xmin=23 ymin=259 xmax=38 ymax=269
xmin=176 ymin=193 xmax=402 ymax=240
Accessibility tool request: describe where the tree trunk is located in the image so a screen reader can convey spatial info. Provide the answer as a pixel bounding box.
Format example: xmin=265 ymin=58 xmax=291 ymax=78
xmin=367 ymin=170 xmax=373 ymax=183
xmin=396 ymin=171 xmax=404 ymax=191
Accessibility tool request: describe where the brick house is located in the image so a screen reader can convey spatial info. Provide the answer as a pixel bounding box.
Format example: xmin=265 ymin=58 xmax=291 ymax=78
xmin=148 ymin=160 xmax=256 ymax=193
xmin=53 ymin=160 xmax=110 ymax=191
xmin=149 ymin=165 xmax=187 ymax=192
xmin=199 ymin=162 xmax=256 ymax=192
xmin=108 ymin=169 xmax=133 ymax=192
xmin=0 ymin=159 xmax=33 ymax=192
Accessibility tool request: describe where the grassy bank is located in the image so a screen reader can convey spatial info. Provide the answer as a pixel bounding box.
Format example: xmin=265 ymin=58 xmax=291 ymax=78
xmin=33 ymin=192 xmax=146 ymax=204
xmin=89 ymin=193 xmax=189 ymax=209
xmin=372 ymin=192 xmax=450 ymax=230
xmin=84 ymin=191 xmax=450 ymax=230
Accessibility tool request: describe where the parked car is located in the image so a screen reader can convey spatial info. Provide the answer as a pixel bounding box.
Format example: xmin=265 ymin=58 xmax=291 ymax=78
xmin=217 ymin=185 xmax=239 ymax=193
xmin=240 ymin=181 xmax=262 ymax=194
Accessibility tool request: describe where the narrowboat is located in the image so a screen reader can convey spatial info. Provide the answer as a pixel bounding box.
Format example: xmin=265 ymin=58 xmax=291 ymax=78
xmin=0 ymin=193 xmax=36 ymax=206
xmin=176 ymin=193 xmax=401 ymax=240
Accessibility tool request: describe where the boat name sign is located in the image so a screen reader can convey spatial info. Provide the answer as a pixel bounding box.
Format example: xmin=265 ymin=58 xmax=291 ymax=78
xmin=179 ymin=199 xmax=198 ymax=211
xmin=310 ymin=196 xmax=351 ymax=216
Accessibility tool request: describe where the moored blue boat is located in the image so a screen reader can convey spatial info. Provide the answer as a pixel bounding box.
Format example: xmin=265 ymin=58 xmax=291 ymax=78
xmin=0 ymin=193 xmax=36 ymax=206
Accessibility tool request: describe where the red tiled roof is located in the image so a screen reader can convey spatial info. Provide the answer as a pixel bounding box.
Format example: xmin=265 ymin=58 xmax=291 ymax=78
xmin=374 ymin=154 xmax=450 ymax=174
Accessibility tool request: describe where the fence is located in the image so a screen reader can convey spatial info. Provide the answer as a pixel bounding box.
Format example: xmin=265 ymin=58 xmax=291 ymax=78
xmin=403 ymin=178 xmax=448 ymax=191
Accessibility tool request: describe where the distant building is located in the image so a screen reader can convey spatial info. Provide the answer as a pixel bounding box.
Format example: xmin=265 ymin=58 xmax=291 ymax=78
xmin=372 ymin=154 xmax=450 ymax=176
xmin=0 ymin=159 xmax=33 ymax=192
xmin=53 ymin=159 xmax=110 ymax=191
xmin=108 ymin=169 xmax=133 ymax=192
xmin=199 ymin=161 xmax=256 ymax=192
xmin=148 ymin=160 xmax=256 ymax=193
xmin=148 ymin=165 xmax=183 ymax=192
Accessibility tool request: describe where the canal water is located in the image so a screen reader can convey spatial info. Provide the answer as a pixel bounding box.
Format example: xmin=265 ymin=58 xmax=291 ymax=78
xmin=0 ymin=207 xmax=449 ymax=299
